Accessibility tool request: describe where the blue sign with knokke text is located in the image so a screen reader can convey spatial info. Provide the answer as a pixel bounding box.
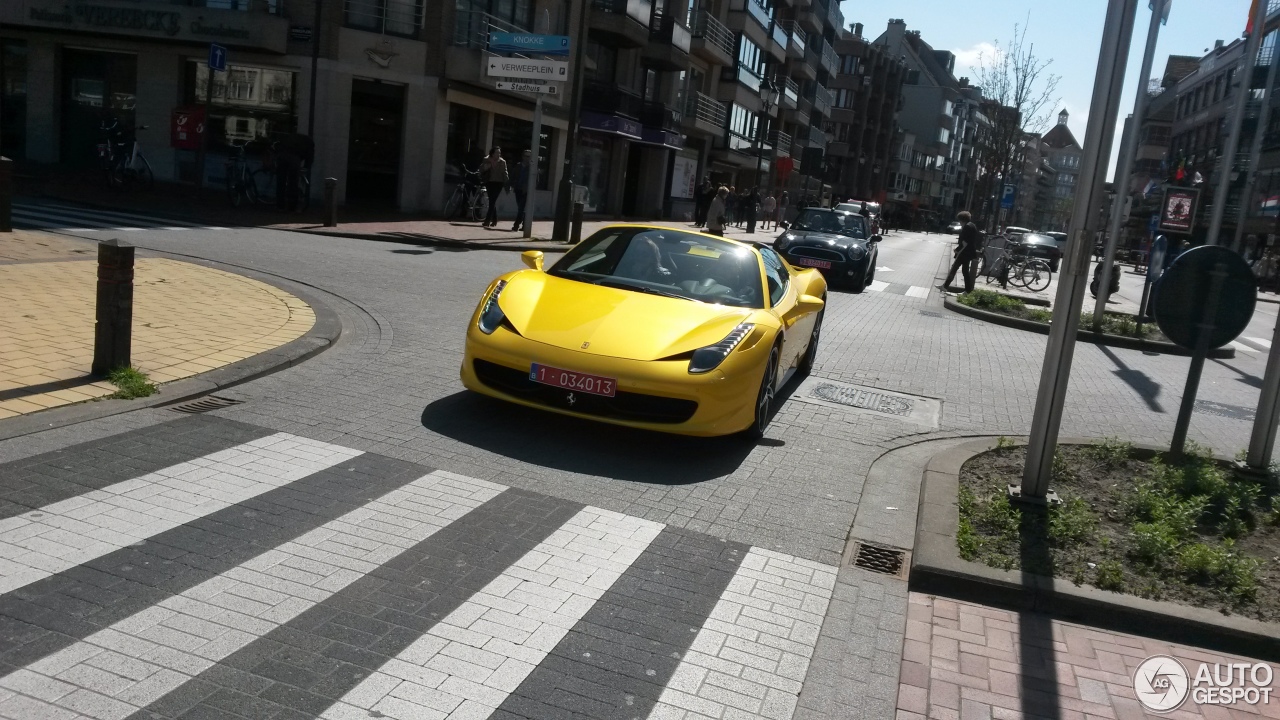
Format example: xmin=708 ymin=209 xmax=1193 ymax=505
xmin=488 ymin=33 xmax=570 ymax=56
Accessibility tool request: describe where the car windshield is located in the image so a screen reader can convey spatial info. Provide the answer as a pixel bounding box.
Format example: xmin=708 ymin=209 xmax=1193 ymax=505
xmin=548 ymin=227 xmax=765 ymax=308
xmin=1022 ymin=233 xmax=1054 ymax=245
xmin=836 ymin=201 xmax=881 ymax=215
xmin=789 ymin=210 xmax=868 ymax=239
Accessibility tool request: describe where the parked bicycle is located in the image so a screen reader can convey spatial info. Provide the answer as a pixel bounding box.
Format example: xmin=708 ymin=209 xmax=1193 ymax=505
xmin=225 ymin=140 xmax=311 ymax=211
xmin=98 ymin=119 xmax=154 ymax=191
xmin=225 ymin=141 xmax=255 ymax=207
xmin=982 ymin=238 xmax=1053 ymax=292
xmin=443 ymin=167 xmax=488 ymax=221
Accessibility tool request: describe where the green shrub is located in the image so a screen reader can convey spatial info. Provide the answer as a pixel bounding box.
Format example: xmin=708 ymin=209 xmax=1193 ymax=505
xmin=1051 ymin=450 xmax=1077 ymax=483
xmin=1132 ymin=521 xmax=1181 ymax=564
xmin=1177 ymin=540 xmax=1262 ymax=602
xmin=995 ymin=436 xmax=1016 ymax=450
xmin=1088 ymin=437 xmax=1133 ymax=468
xmin=1027 ymin=308 xmax=1053 ymax=323
xmin=958 ymin=288 xmax=1026 ymax=314
xmin=107 ymin=367 xmax=157 ymax=400
xmin=1049 ymin=497 xmax=1097 ymax=547
xmin=957 ymin=487 xmax=980 ymax=560
xmin=1094 ymin=560 xmax=1125 ymax=591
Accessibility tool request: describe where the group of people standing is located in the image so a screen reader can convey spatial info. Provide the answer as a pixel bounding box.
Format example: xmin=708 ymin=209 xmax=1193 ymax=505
xmin=691 ymin=179 xmax=789 ymax=237
xmin=477 ymin=146 xmax=534 ymax=232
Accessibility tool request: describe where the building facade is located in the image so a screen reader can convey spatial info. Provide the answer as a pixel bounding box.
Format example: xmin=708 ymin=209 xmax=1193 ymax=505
xmin=1038 ymin=109 xmax=1082 ymax=232
xmin=826 ymin=22 xmax=905 ymax=204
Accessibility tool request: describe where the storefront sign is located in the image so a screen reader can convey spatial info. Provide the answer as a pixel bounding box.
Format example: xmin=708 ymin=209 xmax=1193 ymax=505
xmin=671 ymin=156 xmax=696 ymax=199
xmin=1159 ymin=187 xmax=1199 ymax=234
xmin=581 ymin=111 xmax=642 ymax=140
xmin=12 ymin=0 xmax=285 ymax=53
xmin=640 ymin=128 xmax=684 ymax=150
xmin=486 ymin=57 xmax=568 ymax=80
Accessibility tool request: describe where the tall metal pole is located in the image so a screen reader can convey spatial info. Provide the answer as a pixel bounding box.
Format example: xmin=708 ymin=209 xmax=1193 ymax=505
xmin=308 ymin=0 xmax=322 ymax=138
xmin=1021 ymin=0 xmax=1139 ymax=498
xmin=1232 ymin=26 xmax=1280 ymax=252
xmin=524 ymin=97 xmax=542 ymax=239
xmin=553 ymin=0 xmax=591 ymax=242
xmin=1093 ymin=0 xmax=1167 ymax=331
xmin=1206 ymin=0 xmax=1270 ymax=245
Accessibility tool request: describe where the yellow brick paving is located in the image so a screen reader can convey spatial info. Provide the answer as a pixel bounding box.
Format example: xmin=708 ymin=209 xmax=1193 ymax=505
xmin=0 ymin=231 xmax=315 ymax=420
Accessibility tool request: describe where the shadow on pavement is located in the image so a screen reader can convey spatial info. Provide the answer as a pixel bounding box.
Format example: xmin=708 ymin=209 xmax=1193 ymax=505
xmin=421 ymin=391 xmax=756 ymax=484
xmin=1098 ymin=345 xmax=1164 ymax=412
xmin=1212 ymin=358 xmax=1264 ymax=389
xmin=1019 ymin=506 xmax=1063 ymax=719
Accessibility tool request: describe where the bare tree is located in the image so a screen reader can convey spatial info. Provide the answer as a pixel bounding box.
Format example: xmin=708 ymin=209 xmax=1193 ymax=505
xmin=971 ymin=18 xmax=1061 ymax=230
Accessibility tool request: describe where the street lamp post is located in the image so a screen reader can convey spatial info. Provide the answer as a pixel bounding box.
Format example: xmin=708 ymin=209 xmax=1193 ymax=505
xmin=755 ymin=79 xmax=779 ymax=190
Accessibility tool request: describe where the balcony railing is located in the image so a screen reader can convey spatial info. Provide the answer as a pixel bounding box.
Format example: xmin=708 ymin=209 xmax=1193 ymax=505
xmin=650 ymin=10 xmax=692 ymax=53
xmin=730 ymin=0 xmax=772 ymax=31
xmin=783 ymin=21 xmax=806 ymax=55
xmin=347 ymin=0 xmax=424 ymax=35
xmin=818 ymin=40 xmax=837 ymax=75
xmin=782 ymin=77 xmax=799 ymax=108
xmin=453 ymin=10 xmax=529 ymax=49
xmin=691 ymin=11 xmax=735 ymax=58
xmin=641 ymin=100 xmax=683 ymax=131
xmin=812 ymin=83 xmax=832 ymax=117
xmin=825 ymin=0 xmax=841 ymax=28
xmin=583 ymin=82 xmax=642 ymax=119
xmin=684 ymin=91 xmax=729 ymax=128
xmin=771 ymin=21 xmax=788 ymax=49
xmin=593 ymin=0 xmax=652 ymax=29
xmin=770 ymin=130 xmax=792 ymax=156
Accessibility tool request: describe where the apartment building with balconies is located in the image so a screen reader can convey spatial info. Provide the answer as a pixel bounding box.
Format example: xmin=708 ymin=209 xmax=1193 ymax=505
xmin=825 ymin=22 xmax=905 ymax=204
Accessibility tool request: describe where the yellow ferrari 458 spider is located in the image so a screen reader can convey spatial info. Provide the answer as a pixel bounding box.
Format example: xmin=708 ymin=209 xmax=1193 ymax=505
xmin=460 ymin=224 xmax=827 ymax=437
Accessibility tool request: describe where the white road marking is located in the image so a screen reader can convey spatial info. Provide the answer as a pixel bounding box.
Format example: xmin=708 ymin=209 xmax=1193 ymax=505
xmin=1245 ymin=336 xmax=1272 ymax=348
xmin=1230 ymin=341 xmax=1257 ymax=354
xmin=875 ymin=266 xmax=894 ymax=272
xmin=868 ymin=280 xmax=891 ymax=293
xmin=904 ymin=286 xmax=930 ymax=299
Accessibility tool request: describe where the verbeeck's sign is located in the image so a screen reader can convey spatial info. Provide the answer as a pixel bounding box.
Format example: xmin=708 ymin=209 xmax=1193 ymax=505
xmin=11 ymin=0 xmax=283 ymax=53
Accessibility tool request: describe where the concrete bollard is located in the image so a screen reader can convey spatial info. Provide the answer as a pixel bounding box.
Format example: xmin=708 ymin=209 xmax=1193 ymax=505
xmin=91 ymin=239 xmax=135 ymax=377
xmin=323 ymin=178 xmax=338 ymax=227
xmin=570 ymin=201 xmax=584 ymax=245
xmin=0 ymin=157 xmax=11 ymax=233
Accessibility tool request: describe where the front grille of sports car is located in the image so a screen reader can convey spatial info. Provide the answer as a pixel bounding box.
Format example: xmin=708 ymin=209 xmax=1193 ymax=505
xmin=786 ymin=246 xmax=845 ymax=263
xmin=473 ymin=359 xmax=699 ymax=424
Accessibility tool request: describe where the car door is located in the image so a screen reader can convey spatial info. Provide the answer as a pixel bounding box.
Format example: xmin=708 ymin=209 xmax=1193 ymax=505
xmin=759 ymin=246 xmax=815 ymax=375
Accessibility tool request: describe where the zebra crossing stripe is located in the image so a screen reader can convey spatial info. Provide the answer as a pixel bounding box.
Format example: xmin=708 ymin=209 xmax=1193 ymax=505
xmin=0 ymin=471 xmax=503 ymax=720
xmin=318 ymin=506 xmax=664 ymax=720
xmin=11 ymin=207 xmax=123 ymax=230
xmin=122 ymin=487 xmax=585 ymax=720
xmin=493 ymin=527 xmax=749 ymax=719
xmin=15 ymin=202 xmax=207 ymax=229
xmin=646 ymin=548 xmax=837 ymax=719
xmin=0 ymin=433 xmax=361 ymax=596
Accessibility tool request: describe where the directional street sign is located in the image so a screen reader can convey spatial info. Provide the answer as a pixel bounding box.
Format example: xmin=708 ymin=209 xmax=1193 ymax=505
xmin=486 ymin=57 xmax=568 ymax=81
xmin=488 ymin=32 xmax=570 ymax=56
xmin=495 ymin=81 xmax=559 ymax=95
xmin=208 ymin=43 xmax=228 ymax=72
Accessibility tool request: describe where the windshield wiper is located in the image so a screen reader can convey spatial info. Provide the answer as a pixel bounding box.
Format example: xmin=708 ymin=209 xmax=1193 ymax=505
xmin=596 ymin=278 xmax=692 ymax=301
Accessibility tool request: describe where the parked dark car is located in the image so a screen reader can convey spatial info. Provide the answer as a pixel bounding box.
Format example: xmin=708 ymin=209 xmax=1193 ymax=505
xmin=1018 ymin=232 xmax=1063 ymax=272
xmin=775 ymin=208 xmax=881 ymax=292
xmin=945 ymin=221 xmax=962 ymax=234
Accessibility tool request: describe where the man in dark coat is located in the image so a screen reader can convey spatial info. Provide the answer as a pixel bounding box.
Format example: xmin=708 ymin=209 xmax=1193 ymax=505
xmin=693 ymin=178 xmax=713 ymax=227
xmin=943 ymin=211 xmax=981 ymax=293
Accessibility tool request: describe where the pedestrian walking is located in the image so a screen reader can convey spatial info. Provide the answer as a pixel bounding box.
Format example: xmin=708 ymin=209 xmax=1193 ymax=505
xmin=725 ymin=186 xmax=737 ymax=229
xmin=478 ymin=147 xmax=508 ymax=228
xmin=746 ymin=187 xmax=761 ymax=234
xmin=762 ymin=192 xmax=777 ymax=231
xmin=778 ymin=191 xmax=790 ymax=227
xmin=273 ymin=132 xmax=313 ymax=212
xmin=706 ymin=187 xmax=729 ymax=237
xmin=510 ymin=150 xmax=531 ymax=232
xmin=693 ymin=178 xmax=713 ymax=227
xmin=943 ymin=211 xmax=980 ymax=293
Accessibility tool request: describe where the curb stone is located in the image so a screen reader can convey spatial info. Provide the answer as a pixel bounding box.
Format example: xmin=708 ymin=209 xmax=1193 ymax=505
xmin=288 ymin=227 xmax=572 ymax=253
xmin=943 ymin=296 xmax=1236 ymax=359
xmin=0 ymin=261 xmax=342 ymax=443
xmin=912 ymin=436 xmax=1280 ymax=662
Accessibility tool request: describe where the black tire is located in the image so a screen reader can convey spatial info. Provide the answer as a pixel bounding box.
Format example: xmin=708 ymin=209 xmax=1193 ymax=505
xmin=469 ymin=191 xmax=489 ymax=222
xmin=1049 ymin=258 xmax=1060 ymax=272
xmin=444 ymin=189 xmax=462 ymax=219
xmin=137 ymin=156 xmax=154 ymax=190
xmin=1090 ymin=278 xmax=1099 ymax=298
xmin=1021 ymin=260 xmax=1052 ymax=292
xmin=228 ymin=173 xmax=244 ymax=207
xmin=250 ymin=170 xmax=275 ymax=206
xmin=798 ymin=306 xmax=824 ymax=376
xmin=848 ymin=267 xmax=868 ymax=293
xmin=745 ymin=345 xmax=780 ymax=440
xmin=298 ymin=176 xmax=312 ymax=212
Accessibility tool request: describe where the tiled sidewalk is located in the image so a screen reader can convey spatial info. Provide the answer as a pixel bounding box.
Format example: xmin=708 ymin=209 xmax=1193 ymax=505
xmin=0 ymin=230 xmax=315 ymax=419
xmin=900 ymin=593 xmax=1280 ymax=720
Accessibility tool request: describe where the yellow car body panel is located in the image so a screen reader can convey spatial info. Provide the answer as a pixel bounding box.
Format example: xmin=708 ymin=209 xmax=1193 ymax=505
xmin=460 ymin=225 xmax=827 ymax=436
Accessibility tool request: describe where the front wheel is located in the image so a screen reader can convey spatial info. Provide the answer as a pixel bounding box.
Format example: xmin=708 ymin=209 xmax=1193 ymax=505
xmin=136 ymin=156 xmax=154 ymax=190
xmin=745 ymin=346 xmax=780 ymax=440
xmin=798 ymin=307 xmax=824 ymax=376
xmin=1021 ymin=260 xmax=1052 ymax=292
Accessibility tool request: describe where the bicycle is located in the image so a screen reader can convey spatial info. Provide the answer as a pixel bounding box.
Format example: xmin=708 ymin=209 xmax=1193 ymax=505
xmin=982 ymin=240 xmax=1053 ymax=292
xmin=98 ymin=119 xmax=154 ymax=191
xmin=225 ymin=141 xmax=257 ymax=207
xmin=443 ymin=168 xmax=488 ymax=221
xmin=227 ymin=140 xmax=311 ymax=211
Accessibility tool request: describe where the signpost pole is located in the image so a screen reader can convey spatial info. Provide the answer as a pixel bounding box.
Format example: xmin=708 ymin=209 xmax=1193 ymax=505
xmin=1206 ymin=0 xmax=1269 ymax=245
xmin=1169 ymin=262 xmax=1227 ymax=458
xmin=1020 ymin=0 xmax=1138 ymax=500
xmin=1231 ymin=27 xmax=1280 ymax=253
xmin=524 ymin=96 xmax=542 ymax=240
xmin=554 ymin=0 xmax=590 ymax=242
xmin=196 ymin=64 xmax=214 ymax=190
xmin=1093 ymin=0 xmax=1166 ymax=332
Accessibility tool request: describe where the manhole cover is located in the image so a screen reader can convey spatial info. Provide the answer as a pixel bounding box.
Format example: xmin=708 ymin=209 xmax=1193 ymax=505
xmin=1193 ymin=400 xmax=1254 ymax=421
xmin=170 ymin=396 xmax=244 ymax=414
xmin=791 ymin=377 xmax=942 ymax=428
xmin=851 ymin=542 xmax=909 ymax=579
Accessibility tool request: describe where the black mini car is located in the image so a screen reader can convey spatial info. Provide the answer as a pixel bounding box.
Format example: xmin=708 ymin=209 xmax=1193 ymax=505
xmin=775 ymin=208 xmax=881 ymax=291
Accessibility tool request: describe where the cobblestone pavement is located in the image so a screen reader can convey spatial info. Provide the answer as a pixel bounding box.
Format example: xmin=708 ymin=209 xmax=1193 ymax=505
xmin=899 ymin=593 xmax=1280 ymax=720
xmin=3 ymin=218 xmax=1280 ymax=718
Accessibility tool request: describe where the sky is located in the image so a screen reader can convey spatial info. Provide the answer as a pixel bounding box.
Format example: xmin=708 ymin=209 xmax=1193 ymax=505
xmin=838 ymin=0 xmax=1254 ymax=178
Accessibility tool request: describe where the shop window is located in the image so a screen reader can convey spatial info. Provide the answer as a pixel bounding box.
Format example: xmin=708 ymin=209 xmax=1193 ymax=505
xmin=492 ymin=113 xmax=553 ymax=190
xmin=586 ymin=41 xmax=617 ymax=84
xmin=185 ymin=60 xmax=297 ymax=160
xmin=0 ymin=40 xmax=26 ymax=160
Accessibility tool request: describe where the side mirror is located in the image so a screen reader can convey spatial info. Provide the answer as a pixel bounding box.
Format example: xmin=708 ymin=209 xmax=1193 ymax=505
xmin=870 ymin=234 xmax=882 ymax=243
xmin=795 ymin=293 xmax=825 ymax=315
xmin=521 ymin=250 xmax=544 ymax=271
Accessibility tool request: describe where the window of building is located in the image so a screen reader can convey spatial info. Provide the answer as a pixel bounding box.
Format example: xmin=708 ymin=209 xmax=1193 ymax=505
xmin=186 ymin=60 xmax=296 ymax=156
xmin=1225 ymin=68 xmax=1235 ymax=98
xmin=939 ymin=128 xmax=950 ymax=144
xmin=586 ymin=41 xmax=617 ymax=83
xmin=736 ymin=37 xmax=765 ymax=90
xmin=905 ymin=69 xmax=920 ymax=85
xmin=345 ymin=0 xmax=425 ymax=37
xmin=840 ymin=55 xmax=858 ymax=75
xmin=836 ymin=88 xmax=855 ymax=109
xmin=728 ymin=103 xmax=756 ymax=151
xmin=0 ymin=40 xmax=26 ymax=160
xmin=943 ymin=99 xmax=953 ymax=116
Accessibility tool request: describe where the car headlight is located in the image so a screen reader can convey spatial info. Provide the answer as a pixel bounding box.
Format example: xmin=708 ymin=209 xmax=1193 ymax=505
xmin=477 ymin=280 xmax=508 ymax=334
xmin=777 ymin=234 xmax=796 ymax=251
xmin=847 ymin=245 xmax=866 ymax=260
xmin=688 ymin=323 xmax=755 ymax=374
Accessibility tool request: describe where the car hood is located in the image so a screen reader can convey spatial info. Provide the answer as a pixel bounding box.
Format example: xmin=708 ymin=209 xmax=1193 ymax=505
xmin=496 ymin=270 xmax=756 ymax=361
xmin=781 ymin=231 xmax=866 ymax=249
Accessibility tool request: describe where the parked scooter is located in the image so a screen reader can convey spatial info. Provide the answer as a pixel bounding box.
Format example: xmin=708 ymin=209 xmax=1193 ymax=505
xmin=1089 ymin=261 xmax=1121 ymax=298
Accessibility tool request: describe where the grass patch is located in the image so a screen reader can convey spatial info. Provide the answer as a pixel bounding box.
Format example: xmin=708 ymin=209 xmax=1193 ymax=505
xmin=958 ymin=440 xmax=1280 ymax=618
xmin=956 ymin=288 xmax=1027 ymax=315
xmin=955 ymin=289 xmax=1166 ymax=341
xmin=107 ymin=366 xmax=158 ymax=399
xmin=1080 ymin=311 xmax=1155 ymax=339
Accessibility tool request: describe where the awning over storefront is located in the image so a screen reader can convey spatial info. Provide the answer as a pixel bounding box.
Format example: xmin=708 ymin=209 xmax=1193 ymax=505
xmin=634 ymin=128 xmax=684 ymax=150
xmin=581 ymin=112 xmax=642 ymax=140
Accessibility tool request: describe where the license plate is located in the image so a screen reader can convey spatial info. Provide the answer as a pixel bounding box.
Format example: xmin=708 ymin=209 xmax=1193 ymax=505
xmin=794 ymin=257 xmax=832 ymax=269
xmin=530 ymin=363 xmax=617 ymax=397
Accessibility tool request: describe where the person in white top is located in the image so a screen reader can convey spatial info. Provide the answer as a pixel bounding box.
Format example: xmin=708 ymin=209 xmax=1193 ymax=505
xmin=761 ymin=193 xmax=777 ymax=231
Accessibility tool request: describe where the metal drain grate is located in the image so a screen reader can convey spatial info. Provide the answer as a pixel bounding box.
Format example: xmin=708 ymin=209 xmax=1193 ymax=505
xmin=812 ymin=383 xmax=914 ymax=416
xmin=1194 ymin=399 xmax=1254 ymax=421
xmin=170 ymin=396 xmax=244 ymax=414
xmin=852 ymin=542 xmax=908 ymax=578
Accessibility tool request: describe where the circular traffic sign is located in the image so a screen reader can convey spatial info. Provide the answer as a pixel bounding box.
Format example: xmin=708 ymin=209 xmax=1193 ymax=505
xmin=1152 ymin=245 xmax=1256 ymax=349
